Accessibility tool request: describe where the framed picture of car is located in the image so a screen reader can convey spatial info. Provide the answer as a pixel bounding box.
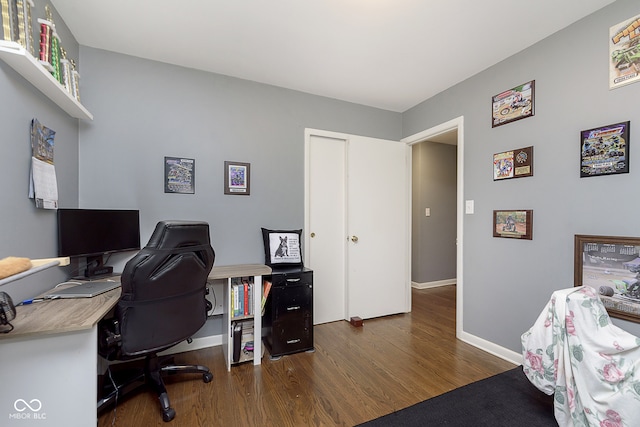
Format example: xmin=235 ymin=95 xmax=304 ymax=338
xmin=493 ymin=210 xmax=532 ymax=240
xmin=609 ymin=13 xmax=640 ymax=89
xmin=574 ymin=234 xmax=640 ymax=323
xmin=580 ymin=121 xmax=630 ymax=178
xmin=491 ymin=80 xmax=535 ymax=128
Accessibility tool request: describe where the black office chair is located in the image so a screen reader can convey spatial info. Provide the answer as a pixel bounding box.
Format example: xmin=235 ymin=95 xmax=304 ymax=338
xmin=98 ymin=220 xmax=215 ymax=422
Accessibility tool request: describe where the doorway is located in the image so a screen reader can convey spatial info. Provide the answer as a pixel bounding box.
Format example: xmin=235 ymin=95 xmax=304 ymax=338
xmin=402 ymin=116 xmax=464 ymax=338
xmin=411 ymin=133 xmax=457 ymax=289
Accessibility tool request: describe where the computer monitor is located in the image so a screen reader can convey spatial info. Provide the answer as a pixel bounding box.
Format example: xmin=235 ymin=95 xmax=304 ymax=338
xmin=57 ymin=208 xmax=141 ymax=278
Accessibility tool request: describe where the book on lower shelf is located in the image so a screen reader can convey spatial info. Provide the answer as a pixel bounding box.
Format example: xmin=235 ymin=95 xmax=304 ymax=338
xmin=232 ymin=319 xmax=255 ymax=364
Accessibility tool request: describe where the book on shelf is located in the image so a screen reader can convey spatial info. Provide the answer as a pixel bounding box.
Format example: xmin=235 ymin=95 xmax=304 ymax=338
xmin=261 ymin=280 xmax=272 ymax=316
xmin=232 ymin=322 xmax=242 ymax=363
xmin=231 ymin=278 xmax=255 ymax=318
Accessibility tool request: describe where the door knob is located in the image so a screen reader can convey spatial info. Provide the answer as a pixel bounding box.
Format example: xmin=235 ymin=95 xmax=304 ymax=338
xmin=351 ymin=236 xmax=359 ymax=243
xmin=310 ymin=232 xmax=316 ymax=238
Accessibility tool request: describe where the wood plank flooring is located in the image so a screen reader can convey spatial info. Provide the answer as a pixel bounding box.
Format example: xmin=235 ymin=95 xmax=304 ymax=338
xmin=97 ymin=285 xmax=516 ymax=426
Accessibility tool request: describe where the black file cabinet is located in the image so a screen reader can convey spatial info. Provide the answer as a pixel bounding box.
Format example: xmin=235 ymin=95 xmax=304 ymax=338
xmin=262 ymin=267 xmax=314 ymax=358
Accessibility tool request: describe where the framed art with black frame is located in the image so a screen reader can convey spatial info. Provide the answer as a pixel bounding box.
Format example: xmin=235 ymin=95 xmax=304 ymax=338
xmin=580 ymin=121 xmax=630 ymax=178
xmin=224 ymin=161 xmax=250 ymax=195
xmin=164 ymin=157 xmax=195 ymax=194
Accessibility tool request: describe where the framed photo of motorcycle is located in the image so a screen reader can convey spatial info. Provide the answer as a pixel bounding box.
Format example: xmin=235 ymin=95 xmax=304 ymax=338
xmin=493 ymin=210 xmax=533 ymax=240
xmin=491 ymin=80 xmax=535 ymax=128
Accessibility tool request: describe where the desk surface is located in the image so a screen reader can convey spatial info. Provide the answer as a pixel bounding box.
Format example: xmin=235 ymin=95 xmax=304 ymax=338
xmin=1 ymin=264 xmax=271 ymax=340
xmin=0 ymin=285 xmax=120 ymax=340
xmin=208 ymin=263 xmax=271 ymax=280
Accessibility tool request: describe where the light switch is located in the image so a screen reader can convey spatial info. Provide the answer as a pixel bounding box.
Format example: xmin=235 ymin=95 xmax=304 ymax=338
xmin=425 ymin=208 xmax=431 ymax=217
xmin=465 ymin=200 xmax=474 ymax=214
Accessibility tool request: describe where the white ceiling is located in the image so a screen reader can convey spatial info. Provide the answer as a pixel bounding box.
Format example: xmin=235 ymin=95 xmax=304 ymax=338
xmin=50 ymin=0 xmax=615 ymax=112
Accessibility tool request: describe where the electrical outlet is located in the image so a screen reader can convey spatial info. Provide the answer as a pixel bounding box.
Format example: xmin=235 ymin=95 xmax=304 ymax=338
xmin=205 ymin=282 xmax=224 ymax=316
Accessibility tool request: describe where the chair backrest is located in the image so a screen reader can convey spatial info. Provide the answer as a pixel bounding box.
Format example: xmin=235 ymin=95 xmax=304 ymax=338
xmin=116 ymin=220 xmax=215 ymax=356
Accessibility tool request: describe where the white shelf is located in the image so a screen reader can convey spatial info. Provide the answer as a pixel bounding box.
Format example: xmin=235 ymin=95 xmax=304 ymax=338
xmin=0 ymin=257 xmax=70 ymax=287
xmin=0 ymin=40 xmax=93 ymax=120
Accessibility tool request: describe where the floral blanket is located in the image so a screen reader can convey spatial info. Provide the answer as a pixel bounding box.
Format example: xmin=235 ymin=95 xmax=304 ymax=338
xmin=521 ymin=286 xmax=640 ymax=426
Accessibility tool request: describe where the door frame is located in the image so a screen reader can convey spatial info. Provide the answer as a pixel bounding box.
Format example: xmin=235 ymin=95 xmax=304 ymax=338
xmin=402 ymin=116 xmax=464 ymax=338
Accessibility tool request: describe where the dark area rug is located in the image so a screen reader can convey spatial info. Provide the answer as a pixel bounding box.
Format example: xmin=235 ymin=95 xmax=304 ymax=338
xmin=356 ymin=366 xmax=556 ymax=427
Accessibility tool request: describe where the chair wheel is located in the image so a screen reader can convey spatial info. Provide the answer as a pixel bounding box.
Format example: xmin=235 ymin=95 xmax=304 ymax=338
xmin=203 ymin=372 xmax=213 ymax=383
xmin=162 ymin=407 xmax=176 ymax=422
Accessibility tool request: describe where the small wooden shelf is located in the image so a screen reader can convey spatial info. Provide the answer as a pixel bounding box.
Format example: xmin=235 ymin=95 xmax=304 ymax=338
xmin=209 ymin=264 xmax=271 ymax=371
xmin=0 ymin=40 xmax=93 ymax=120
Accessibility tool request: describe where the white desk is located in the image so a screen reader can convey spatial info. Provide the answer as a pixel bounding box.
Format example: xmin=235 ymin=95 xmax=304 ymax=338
xmin=0 ymin=285 xmax=120 ymax=426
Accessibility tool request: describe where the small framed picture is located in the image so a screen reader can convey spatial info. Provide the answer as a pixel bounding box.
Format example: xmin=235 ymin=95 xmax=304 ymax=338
xmin=580 ymin=121 xmax=630 ymax=178
xmin=491 ymin=80 xmax=535 ymax=128
xmin=493 ymin=146 xmax=533 ymax=180
xmin=164 ymin=157 xmax=195 ymax=194
xmin=493 ymin=210 xmax=533 ymax=240
xmin=224 ymin=161 xmax=250 ymax=195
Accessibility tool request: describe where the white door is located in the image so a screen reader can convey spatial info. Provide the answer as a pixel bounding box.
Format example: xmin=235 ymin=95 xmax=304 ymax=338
xmin=346 ymin=134 xmax=410 ymax=319
xmin=305 ymin=130 xmax=410 ymax=324
xmin=306 ymin=134 xmax=347 ymax=324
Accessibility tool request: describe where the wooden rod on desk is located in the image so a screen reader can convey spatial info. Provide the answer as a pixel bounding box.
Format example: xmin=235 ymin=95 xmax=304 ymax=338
xmin=0 ymin=257 xmax=70 ymax=287
xmin=31 ymin=257 xmax=70 ymax=267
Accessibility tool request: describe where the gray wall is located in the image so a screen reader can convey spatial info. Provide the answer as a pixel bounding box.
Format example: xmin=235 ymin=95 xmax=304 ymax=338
xmin=4 ymin=0 xmax=640 ymax=356
xmin=0 ymin=1 xmax=80 ymax=301
xmin=77 ymin=47 xmax=402 ymax=269
xmin=404 ymin=0 xmax=640 ymax=349
xmin=411 ymin=142 xmax=457 ymax=283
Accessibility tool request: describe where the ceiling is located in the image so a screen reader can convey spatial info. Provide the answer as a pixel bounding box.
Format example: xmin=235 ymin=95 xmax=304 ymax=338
xmin=50 ymin=0 xmax=615 ymax=113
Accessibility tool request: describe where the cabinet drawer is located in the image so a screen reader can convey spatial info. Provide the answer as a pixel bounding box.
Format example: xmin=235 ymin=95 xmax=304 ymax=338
xmin=272 ymin=284 xmax=312 ymax=319
xmin=271 ymin=270 xmax=313 ymax=288
xmin=270 ymin=317 xmax=313 ymax=355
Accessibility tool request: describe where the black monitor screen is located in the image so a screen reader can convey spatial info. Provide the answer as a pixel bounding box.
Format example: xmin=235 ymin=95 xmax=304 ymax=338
xmin=57 ymin=208 xmax=141 ymax=258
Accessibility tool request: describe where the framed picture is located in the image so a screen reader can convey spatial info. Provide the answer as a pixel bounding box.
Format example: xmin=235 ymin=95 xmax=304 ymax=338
xmin=491 ymin=80 xmax=535 ymax=128
xmin=224 ymin=161 xmax=250 ymax=195
xmin=493 ymin=210 xmax=532 ymax=240
xmin=493 ymin=146 xmax=533 ymax=180
xmin=580 ymin=121 xmax=630 ymax=178
xmin=164 ymin=157 xmax=195 ymax=194
xmin=609 ymin=13 xmax=640 ymax=89
xmin=574 ymin=234 xmax=640 ymax=323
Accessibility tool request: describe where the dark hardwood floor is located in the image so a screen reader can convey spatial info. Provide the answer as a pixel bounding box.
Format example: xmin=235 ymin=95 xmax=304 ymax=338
xmin=97 ymin=285 xmax=516 ymax=426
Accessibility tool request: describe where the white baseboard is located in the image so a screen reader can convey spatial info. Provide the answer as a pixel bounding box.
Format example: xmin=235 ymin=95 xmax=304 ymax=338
xmin=411 ymin=278 xmax=456 ymax=289
xmin=458 ymin=330 xmax=522 ymax=366
xmin=159 ymin=334 xmax=222 ymax=356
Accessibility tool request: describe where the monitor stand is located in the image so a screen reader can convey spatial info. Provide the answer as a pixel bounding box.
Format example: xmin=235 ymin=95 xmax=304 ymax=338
xmin=84 ymin=255 xmax=114 ymax=278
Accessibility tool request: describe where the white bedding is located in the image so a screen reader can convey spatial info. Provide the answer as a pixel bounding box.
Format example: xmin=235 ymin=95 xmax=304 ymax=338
xmin=521 ymin=286 xmax=640 ymax=426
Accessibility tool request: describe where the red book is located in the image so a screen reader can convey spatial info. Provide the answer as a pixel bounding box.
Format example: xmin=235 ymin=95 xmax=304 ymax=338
xmin=243 ymin=282 xmax=249 ymax=316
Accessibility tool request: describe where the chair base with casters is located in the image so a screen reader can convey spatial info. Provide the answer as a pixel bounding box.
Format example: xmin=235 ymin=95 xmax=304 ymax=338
xmin=98 ymin=351 xmax=213 ymax=422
